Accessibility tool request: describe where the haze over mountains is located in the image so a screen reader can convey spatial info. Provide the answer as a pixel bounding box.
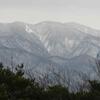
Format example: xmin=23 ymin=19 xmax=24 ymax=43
xmin=0 ymin=21 xmax=99 ymax=74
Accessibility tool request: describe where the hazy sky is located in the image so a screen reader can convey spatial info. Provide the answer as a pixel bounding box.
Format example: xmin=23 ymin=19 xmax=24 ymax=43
xmin=0 ymin=0 xmax=100 ymax=29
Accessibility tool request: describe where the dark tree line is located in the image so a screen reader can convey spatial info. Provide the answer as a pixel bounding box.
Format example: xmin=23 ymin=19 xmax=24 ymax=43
xmin=0 ymin=60 xmax=100 ymax=100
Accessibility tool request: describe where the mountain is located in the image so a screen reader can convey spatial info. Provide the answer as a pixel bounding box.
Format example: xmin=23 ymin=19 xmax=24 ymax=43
xmin=0 ymin=22 xmax=51 ymax=71
xmin=0 ymin=21 xmax=99 ymax=75
xmin=30 ymin=21 xmax=100 ymax=58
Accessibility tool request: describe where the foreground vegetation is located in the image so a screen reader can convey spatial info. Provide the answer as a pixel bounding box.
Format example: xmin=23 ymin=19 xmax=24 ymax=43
xmin=0 ymin=63 xmax=100 ymax=100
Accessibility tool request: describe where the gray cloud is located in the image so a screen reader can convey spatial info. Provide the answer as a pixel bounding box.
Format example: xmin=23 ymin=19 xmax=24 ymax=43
xmin=0 ymin=0 xmax=99 ymax=9
xmin=0 ymin=0 xmax=100 ymax=29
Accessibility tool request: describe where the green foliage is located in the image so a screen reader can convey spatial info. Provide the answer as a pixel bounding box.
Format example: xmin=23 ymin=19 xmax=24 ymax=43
xmin=45 ymin=85 xmax=70 ymax=100
xmin=0 ymin=63 xmax=100 ymax=100
xmin=0 ymin=64 xmax=43 ymax=100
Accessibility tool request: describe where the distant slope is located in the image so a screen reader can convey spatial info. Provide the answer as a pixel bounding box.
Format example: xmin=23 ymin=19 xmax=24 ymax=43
xmin=0 ymin=21 xmax=99 ymax=75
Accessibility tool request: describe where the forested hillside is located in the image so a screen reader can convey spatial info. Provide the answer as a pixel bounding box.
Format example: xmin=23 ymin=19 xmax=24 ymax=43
xmin=0 ymin=62 xmax=100 ymax=100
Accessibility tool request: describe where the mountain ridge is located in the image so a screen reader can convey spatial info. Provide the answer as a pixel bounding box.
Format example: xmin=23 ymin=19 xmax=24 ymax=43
xmin=0 ymin=21 xmax=99 ymax=75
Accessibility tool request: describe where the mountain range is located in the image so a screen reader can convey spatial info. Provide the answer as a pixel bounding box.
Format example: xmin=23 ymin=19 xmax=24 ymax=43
xmin=0 ymin=21 xmax=99 ymax=75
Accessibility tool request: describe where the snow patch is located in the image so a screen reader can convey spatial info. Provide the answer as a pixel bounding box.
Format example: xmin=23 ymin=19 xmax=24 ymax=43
xmin=65 ymin=38 xmax=74 ymax=48
xmin=47 ymin=46 xmax=52 ymax=52
xmin=25 ymin=25 xmax=33 ymax=33
xmin=44 ymin=41 xmax=51 ymax=52
xmin=44 ymin=41 xmax=48 ymax=48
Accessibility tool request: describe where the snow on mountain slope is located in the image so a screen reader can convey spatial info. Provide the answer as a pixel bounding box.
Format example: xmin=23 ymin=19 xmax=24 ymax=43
xmin=0 ymin=22 xmax=56 ymax=71
xmin=65 ymin=22 xmax=100 ymax=37
xmin=0 ymin=21 xmax=99 ymax=75
xmin=30 ymin=21 xmax=100 ymax=58
xmin=0 ymin=22 xmax=49 ymax=56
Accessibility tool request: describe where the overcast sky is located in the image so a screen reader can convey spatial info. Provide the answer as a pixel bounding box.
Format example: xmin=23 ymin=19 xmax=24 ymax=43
xmin=0 ymin=0 xmax=100 ymax=29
